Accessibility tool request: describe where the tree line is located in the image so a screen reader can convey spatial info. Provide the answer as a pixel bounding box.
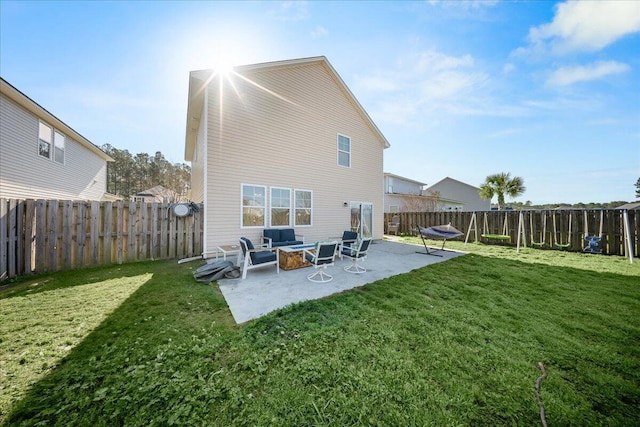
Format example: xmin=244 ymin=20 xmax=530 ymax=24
xmin=101 ymin=144 xmax=191 ymax=202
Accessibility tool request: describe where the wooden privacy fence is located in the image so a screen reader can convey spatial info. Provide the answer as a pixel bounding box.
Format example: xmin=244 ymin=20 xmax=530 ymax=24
xmin=385 ymin=209 xmax=639 ymax=257
xmin=1 ymin=199 xmax=204 ymax=281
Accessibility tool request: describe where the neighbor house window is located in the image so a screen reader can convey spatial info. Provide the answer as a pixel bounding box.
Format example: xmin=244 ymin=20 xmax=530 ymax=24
xmin=270 ymin=187 xmax=291 ymax=227
xmin=337 ymin=134 xmax=351 ymax=167
xmin=294 ymin=189 xmax=312 ymax=226
xmin=38 ymin=121 xmax=52 ymax=159
xmin=38 ymin=121 xmax=65 ymax=164
xmin=53 ymin=130 xmax=65 ymax=164
xmin=242 ymin=184 xmax=266 ymax=227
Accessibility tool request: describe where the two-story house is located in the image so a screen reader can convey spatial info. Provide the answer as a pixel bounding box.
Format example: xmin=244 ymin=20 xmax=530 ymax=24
xmin=184 ymin=57 xmax=390 ymax=255
xmin=0 ymin=78 xmax=113 ymax=200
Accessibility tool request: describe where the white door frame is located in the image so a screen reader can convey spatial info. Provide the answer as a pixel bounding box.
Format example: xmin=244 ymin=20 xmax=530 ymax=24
xmin=349 ymin=201 xmax=373 ymax=238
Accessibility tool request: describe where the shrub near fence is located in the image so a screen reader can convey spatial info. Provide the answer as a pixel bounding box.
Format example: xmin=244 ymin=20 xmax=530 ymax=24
xmin=385 ymin=209 xmax=640 ymax=257
xmin=0 ymin=199 xmax=203 ymax=281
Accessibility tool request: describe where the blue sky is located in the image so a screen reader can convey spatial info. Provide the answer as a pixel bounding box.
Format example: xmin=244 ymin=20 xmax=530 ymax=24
xmin=1 ymin=0 xmax=639 ymax=204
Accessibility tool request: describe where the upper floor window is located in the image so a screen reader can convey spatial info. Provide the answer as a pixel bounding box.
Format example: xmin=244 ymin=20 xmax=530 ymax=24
xmin=337 ymin=134 xmax=351 ymax=167
xmin=38 ymin=121 xmax=65 ymax=164
xmin=53 ymin=130 xmax=65 ymax=164
xmin=38 ymin=122 xmax=52 ymax=159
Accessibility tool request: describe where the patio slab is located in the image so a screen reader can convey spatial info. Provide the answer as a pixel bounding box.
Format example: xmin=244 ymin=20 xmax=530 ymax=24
xmin=216 ymin=240 xmax=465 ymax=324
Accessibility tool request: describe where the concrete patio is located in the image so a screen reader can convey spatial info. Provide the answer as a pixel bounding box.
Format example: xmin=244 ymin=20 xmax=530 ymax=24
xmin=217 ymin=239 xmax=465 ymax=324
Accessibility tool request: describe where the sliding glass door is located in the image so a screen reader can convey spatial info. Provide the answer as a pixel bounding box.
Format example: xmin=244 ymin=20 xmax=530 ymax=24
xmin=350 ymin=202 xmax=373 ymax=238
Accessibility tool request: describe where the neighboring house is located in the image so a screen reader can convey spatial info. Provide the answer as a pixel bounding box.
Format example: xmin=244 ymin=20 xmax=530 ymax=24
xmin=616 ymin=201 xmax=640 ymax=210
xmin=185 ymin=56 xmax=390 ymax=254
xmin=0 ymin=78 xmax=114 ymax=201
xmin=133 ymin=185 xmax=179 ymax=203
xmin=424 ymin=177 xmax=490 ymax=212
xmin=384 ymin=173 xmax=431 ymax=213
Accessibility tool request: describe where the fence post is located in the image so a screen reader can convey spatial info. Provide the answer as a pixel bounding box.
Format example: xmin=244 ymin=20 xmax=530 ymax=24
xmin=0 ymin=199 xmax=7 ymax=280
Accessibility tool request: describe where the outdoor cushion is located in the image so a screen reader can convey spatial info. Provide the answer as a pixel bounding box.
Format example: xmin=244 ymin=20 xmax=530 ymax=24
xmin=263 ymin=229 xmax=280 ymax=242
xmin=263 ymin=228 xmax=303 ymax=246
xmin=240 ymin=237 xmax=254 ymax=251
xmin=253 ymin=251 xmax=276 ymax=264
xmin=341 ymin=231 xmax=358 ymax=248
xmin=341 ymin=246 xmax=356 ymax=257
xmin=280 ymin=229 xmax=296 ymax=242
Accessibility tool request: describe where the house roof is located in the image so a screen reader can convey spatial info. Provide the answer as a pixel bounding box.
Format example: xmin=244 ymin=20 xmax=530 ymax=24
xmin=136 ymin=185 xmax=174 ymax=198
xmin=184 ymin=56 xmax=390 ymax=161
xmin=0 ymin=77 xmax=113 ymax=162
xmin=426 ymin=176 xmax=481 ymax=191
xmin=616 ymin=201 xmax=640 ymax=210
xmin=384 ymin=172 xmax=427 ymax=187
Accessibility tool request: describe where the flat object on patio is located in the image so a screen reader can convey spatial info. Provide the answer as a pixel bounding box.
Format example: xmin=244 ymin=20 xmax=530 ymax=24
xmin=415 ymin=223 xmax=463 ymax=257
xmin=193 ymin=260 xmax=241 ymax=282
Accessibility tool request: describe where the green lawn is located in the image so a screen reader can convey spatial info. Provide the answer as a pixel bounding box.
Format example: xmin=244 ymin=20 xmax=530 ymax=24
xmin=1 ymin=241 xmax=639 ymax=426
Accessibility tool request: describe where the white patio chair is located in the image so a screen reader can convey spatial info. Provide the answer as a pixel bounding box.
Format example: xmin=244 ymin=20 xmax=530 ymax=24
xmin=239 ymin=237 xmax=279 ymax=279
xmin=342 ymin=238 xmax=372 ymax=274
xmin=303 ymin=241 xmax=339 ymax=282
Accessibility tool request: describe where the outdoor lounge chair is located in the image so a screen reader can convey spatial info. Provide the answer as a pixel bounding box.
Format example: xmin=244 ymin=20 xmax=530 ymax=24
xmin=303 ymin=241 xmax=339 ymax=282
xmin=415 ymin=223 xmax=463 ymax=257
xmin=342 ymin=237 xmax=372 ymax=274
xmin=387 ymin=215 xmax=400 ymax=235
xmin=239 ymin=237 xmax=279 ymax=279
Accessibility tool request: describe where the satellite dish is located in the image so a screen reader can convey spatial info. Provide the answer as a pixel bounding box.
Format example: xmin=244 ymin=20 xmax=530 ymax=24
xmin=173 ymin=203 xmax=190 ymax=217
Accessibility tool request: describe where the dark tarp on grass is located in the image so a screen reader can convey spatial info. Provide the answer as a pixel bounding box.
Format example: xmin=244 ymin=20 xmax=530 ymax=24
xmin=193 ymin=260 xmax=241 ymax=282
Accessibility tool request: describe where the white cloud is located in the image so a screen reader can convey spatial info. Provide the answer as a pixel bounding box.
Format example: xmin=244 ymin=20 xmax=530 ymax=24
xmin=356 ymin=76 xmax=398 ymax=92
xmin=547 ymin=60 xmax=630 ymax=86
xmin=502 ymin=63 xmax=516 ymax=74
xmin=310 ymin=25 xmax=328 ymax=39
xmin=526 ymin=0 xmax=640 ymax=55
xmin=353 ymin=50 xmax=504 ymax=127
xmin=267 ymin=1 xmax=310 ymax=22
xmin=487 ymin=128 xmax=525 ymax=138
xmin=420 ymin=70 xmax=485 ymax=100
xmin=415 ymin=51 xmax=474 ymax=72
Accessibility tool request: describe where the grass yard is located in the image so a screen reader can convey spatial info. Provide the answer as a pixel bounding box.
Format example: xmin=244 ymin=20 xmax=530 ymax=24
xmin=1 ymin=241 xmax=639 ymax=426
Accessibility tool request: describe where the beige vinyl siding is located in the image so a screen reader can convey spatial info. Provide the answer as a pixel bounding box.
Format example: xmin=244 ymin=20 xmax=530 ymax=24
xmin=0 ymin=93 xmax=108 ymax=200
xmin=189 ymin=101 xmax=207 ymax=203
xmin=202 ymin=61 xmax=385 ymax=251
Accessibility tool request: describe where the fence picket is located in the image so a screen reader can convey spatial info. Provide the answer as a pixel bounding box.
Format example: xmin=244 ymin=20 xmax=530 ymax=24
xmin=24 ymin=200 xmax=35 ymax=274
xmin=62 ymin=200 xmax=73 ymax=269
xmin=128 ymin=201 xmax=136 ymax=262
xmin=116 ymin=202 xmax=124 ymax=264
xmin=103 ymin=202 xmax=113 ymax=265
xmin=76 ymin=202 xmax=86 ymax=268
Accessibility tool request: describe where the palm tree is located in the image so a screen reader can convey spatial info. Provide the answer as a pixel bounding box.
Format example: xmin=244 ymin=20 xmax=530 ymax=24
xmin=479 ymin=172 xmax=526 ymax=210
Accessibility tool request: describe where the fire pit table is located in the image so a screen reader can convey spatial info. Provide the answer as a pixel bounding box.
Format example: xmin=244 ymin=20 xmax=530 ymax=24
xmin=278 ymin=244 xmax=316 ymax=270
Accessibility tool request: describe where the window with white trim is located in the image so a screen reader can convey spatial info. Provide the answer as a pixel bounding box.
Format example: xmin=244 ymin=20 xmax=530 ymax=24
xmin=53 ymin=129 xmax=65 ymax=164
xmin=337 ymin=134 xmax=351 ymax=167
xmin=270 ymin=187 xmax=291 ymax=227
xmin=294 ymin=189 xmax=312 ymax=226
xmin=38 ymin=121 xmax=52 ymax=159
xmin=242 ymin=184 xmax=266 ymax=227
xmin=38 ymin=121 xmax=65 ymax=164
